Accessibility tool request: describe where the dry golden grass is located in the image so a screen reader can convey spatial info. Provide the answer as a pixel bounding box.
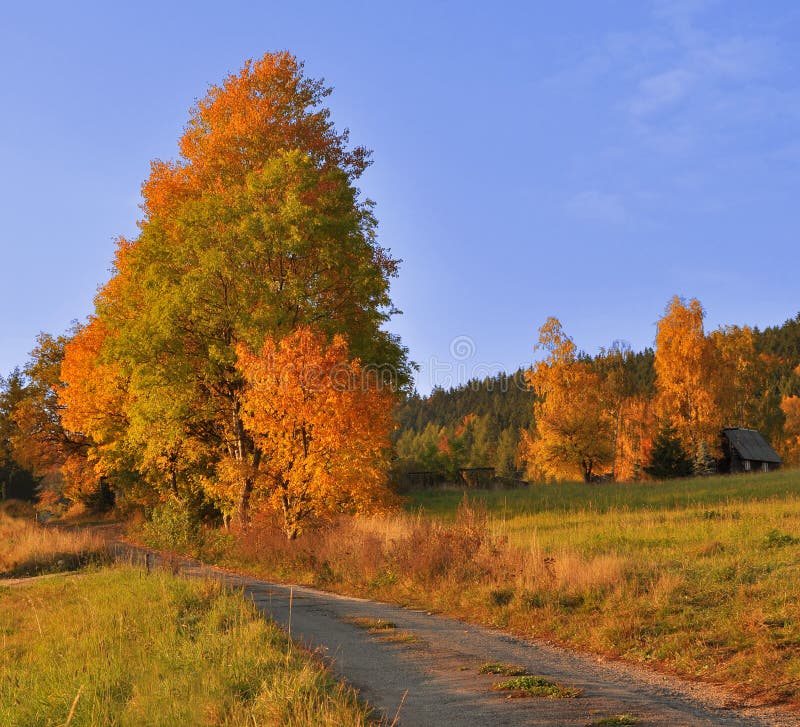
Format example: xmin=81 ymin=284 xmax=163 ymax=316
xmin=0 ymin=508 xmax=109 ymax=577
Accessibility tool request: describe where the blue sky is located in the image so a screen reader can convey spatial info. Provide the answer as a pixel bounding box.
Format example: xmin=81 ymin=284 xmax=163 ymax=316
xmin=1 ymin=1 xmax=798 ymax=393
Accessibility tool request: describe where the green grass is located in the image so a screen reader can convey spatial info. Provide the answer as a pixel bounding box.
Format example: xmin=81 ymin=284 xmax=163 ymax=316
xmin=376 ymin=630 xmax=421 ymax=644
xmin=492 ymin=675 xmax=581 ymax=698
xmin=0 ymin=567 xmax=375 ymax=726
xmin=479 ymin=662 xmax=529 ymax=676
xmin=344 ymin=616 xmax=398 ymax=631
xmin=404 ymin=469 xmax=800 ymax=518
xmin=586 ymin=716 xmax=639 ymax=726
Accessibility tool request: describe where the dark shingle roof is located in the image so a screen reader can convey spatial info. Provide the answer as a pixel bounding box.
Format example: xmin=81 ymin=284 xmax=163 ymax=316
xmin=722 ymin=428 xmax=782 ymax=464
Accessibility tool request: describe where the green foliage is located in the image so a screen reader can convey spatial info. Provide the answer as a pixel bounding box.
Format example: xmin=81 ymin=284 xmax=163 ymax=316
xmin=143 ymin=499 xmax=202 ymax=554
xmin=395 ymin=370 xmax=534 ymax=434
xmin=393 ymin=347 xmax=661 ymax=484
xmin=763 ymin=528 xmax=799 ymax=548
xmin=393 ymin=372 xmax=533 ymax=482
xmin=645 ymin=424 xmax=692 ymax=479
xmin=53 ymin=55 xmax=408 ymax=527
xmin=489 ymin=587 xmax=514 ymax=607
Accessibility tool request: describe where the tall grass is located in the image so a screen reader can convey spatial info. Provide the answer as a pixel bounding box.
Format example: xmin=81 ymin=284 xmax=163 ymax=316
xmin=198 ymin=470 xmax=800 ymax=706
xmin=0 ymin=507 xmax=109 ymax=577
xmin=0 ymin=567 xmax=376 ymax=726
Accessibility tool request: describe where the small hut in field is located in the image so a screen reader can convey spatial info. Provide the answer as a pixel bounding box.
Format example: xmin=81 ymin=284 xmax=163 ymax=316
xmin=720 ymin=428 xmax=781 ymax=473
xmin=457 ymin=467 xmax=496 ymax=488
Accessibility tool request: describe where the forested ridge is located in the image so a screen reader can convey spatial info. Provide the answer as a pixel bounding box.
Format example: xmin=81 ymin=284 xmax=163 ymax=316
xmin=392 ymin=311 xmax=800 ymax=482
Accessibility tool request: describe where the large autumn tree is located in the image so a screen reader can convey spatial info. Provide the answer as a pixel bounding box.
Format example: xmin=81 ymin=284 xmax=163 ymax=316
xmin=60 ymin=53 xmax=407 ymax=524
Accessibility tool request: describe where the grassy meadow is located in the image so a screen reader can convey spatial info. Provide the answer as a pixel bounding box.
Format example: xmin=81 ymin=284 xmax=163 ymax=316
xmin=0 ymin=567 xmax=376 ymax=726
xmin=198 ymin=469 xmax=800 ymax=706
xmin=408 ymin=471 xmax=800 ymax=701
xmin=0 ymin=510 xmax=376 ymax=726
xmin=0 ymin=503 xmax=110 ymax=578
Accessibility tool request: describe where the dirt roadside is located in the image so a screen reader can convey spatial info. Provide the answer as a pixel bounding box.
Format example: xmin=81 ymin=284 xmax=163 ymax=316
xmin=112 ymin=544 xmax=798 ymax=727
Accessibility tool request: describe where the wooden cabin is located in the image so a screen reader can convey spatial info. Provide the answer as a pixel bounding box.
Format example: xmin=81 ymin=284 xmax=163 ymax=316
xmin=457 ymin=467 xmax=496 ymax=487
xmin=720 ymin=428 xmax=781 ymax=473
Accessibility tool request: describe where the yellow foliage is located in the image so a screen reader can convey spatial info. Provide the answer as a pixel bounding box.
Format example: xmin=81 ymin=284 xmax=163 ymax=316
xmin=654 ymin=297 xmax=718 ymax=451
xmin=524 ymin=318 xmax=613 ymax=482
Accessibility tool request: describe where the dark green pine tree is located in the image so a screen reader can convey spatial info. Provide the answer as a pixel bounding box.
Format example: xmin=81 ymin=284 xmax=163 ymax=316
xmin=645 ymin=424 xmax=692 ymax=479
xmin=0 ymin=369 xmax=38 ymax=501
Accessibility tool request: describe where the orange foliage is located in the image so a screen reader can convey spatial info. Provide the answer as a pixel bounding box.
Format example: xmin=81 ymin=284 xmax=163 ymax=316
xmin=709 ymin=324 xmax=766 ymax=428
xmin=10 ymin=334 xmax=75 ymax=489
xmin=59 ymin=453 xmax=103 ymax=505
xmin=654 ymin=297 xmax=718 ymax=452
xmin=58 ymin=317 xmax=130 ymax=490
xmin=141 ymin=52 xmax=367 ymax=222
xmin=612 ymin=396 xmax=656 ymax=481
xmin=781 ymin=394 xmax=800 ymax=466
xmin=234 ymin=327 xmax=395 ymax=538
xmin=53 ymin=52 xmax=401 ymax=524
xmin=59 ymin=318 xmax=125 ymax=443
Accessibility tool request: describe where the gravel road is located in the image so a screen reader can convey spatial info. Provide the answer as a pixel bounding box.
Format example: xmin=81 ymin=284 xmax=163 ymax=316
xmin=115 ymin=544 xmax=799 ymax=727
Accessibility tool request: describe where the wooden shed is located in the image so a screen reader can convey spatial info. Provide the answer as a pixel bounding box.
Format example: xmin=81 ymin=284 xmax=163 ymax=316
xmin=720 ymin=428 xmax=781 ymax=473
xmin=457 ymin=467 xmax=496 ymax=488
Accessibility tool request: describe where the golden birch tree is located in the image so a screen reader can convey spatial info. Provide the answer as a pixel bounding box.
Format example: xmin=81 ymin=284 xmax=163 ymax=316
xmin=653 ymin=297 xmax=718 ymax=452
xmin=523 ymin=318 xmax=613 ymax=482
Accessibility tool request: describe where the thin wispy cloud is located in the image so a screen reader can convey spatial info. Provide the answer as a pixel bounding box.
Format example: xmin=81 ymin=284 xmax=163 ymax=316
xmin=565 ymin=190 xmax=627 ymax=224
xmin=626 ymin=4 xmax=778 ymax=141
xmin=545 ymin=1 xmax=781 ymax=140
xmin=629 ymin=68 xmax=694 ymax=117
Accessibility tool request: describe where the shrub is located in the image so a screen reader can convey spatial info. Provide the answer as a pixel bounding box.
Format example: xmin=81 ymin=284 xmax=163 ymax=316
xmin=490 ymin=587 xmax=514 ymax=607
xmin=143 ymin=500 xmax=202 ymax=554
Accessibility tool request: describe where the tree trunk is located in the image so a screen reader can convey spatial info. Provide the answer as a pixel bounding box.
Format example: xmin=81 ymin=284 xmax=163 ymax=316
xmin=232 ymin=396 xmax=261 ymax=530
xmin=237 ymin=475 xmax=253 ymax=530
